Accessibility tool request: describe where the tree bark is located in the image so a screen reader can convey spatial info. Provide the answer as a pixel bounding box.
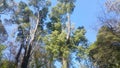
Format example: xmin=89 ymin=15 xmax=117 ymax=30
xmin=15 ymin=32 xmax=24 ymax=67
xmin=20 ymin=12 xmax=40 ymax=68
xmin=15 ymin=43 xmax=23 ymax=67
xmin=62 ymin=58 xmax=67 ymax=68
xmin=66 ymin=13 xmax=71 ymax=40
xmin=62 ymin=13 xmax=70 ymax=68
xmin=21 ymin=45 xmax=32 ymax=68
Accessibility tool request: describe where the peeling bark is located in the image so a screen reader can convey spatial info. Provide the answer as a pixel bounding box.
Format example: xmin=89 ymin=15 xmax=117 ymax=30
xmin=20 ymin=13 xmax=40 ymax=68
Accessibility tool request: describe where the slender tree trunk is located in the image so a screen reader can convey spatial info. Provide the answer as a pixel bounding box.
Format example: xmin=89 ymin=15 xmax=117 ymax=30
xmin=15 ymin=35 xmax=25 ymax=67
xmin=47 ymin=61 xmax=51 ymax=68
xmin=63 ymin=13 xmax=70 ymax=68
xmin=62 ymin=58 xmax=67 ymax=68
xmin=66 ymin=13 xmax=71 ymax=40
xmin=15 ymin=43 xmax=23 ymax=67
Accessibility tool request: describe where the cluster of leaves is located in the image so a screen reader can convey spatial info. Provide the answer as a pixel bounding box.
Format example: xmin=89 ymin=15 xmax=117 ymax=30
xmin=89 ymin=26 xmax=120 ymax=68
xmin=0 ymin=60 xmax=15 ymax=68
xmin=44 ymin=30 xmax=68 ymax=58
xmin=0 ymin=44 xmax=5 ymax=61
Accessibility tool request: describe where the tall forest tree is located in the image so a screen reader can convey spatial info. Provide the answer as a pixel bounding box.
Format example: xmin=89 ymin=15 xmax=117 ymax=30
xmin=0 ymin=0 xmax=50 ymax=68
xmin=45 ymin=0 xmax=87 ymax=68
xmin=89 ymin=0 xmax=120 ymax=68
xmin=89 ymin=26 xmax=120 ymax=68
xmin=15 ymin=0 xmax=50 ymax=68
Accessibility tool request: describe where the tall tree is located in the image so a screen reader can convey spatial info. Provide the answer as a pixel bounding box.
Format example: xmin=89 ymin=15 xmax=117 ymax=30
xmin=89 ymin=26 xmax=120 ymax=68
xmin=45 ymin=0 xmax=87 ymax=68
xmin=14 ymin=0 xmax=50 ymax=68
xmin=1 ymin=0 xmax=50 ymax=68
xmin=88 ymin=0 xmax=120 ymax=68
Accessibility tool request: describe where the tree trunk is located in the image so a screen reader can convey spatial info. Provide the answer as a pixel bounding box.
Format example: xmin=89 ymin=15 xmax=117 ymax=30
xmin=21 ymin=12 xmax=40 ymax=68
xmin=66 ymin=13 xmax=71 ymax=40
xmin=62 ymin=58 xmax=67 ymax=68
xmin=47 ymin=61 xmax=51 ymax=68
xmin=63 ymin=13 xmax=70 ymax=68
xmin=15 ymin=43 xmax=23 ymax=67
xmin=21 ymin=45 xmax=32 ymax=68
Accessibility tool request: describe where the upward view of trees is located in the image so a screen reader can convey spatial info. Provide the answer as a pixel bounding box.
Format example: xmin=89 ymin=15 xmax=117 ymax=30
xmin=0 ymin=0 xmax=120 ymax=68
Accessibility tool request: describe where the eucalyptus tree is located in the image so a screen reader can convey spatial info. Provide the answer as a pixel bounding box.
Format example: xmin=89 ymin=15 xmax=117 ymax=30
xmin=1 ymin=0 xmax=50 ymax=68
xmin=45 ymin=0 xmax=87 ymax=68
xmin=13 ymin=0 xmax=50 ymax=68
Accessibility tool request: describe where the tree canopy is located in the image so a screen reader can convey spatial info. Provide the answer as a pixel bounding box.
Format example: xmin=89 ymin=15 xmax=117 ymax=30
xmin=0 ymin=0 xmax=120 ymax=68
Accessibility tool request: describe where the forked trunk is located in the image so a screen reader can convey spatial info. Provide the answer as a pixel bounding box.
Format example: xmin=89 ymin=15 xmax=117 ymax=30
xmin=21 ymin=45 xmax=32 ymax=68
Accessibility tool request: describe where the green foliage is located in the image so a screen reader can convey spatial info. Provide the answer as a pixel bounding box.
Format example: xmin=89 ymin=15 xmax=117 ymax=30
xmin=0 ymin=0 xmax=51 ymax=67
xmin=45 ymin=1 xmax=88 ymax=68
xmin=29 ymin=0 xmax=51 ymax=8
xmin=77 ymin=46 xmax=86 ymax=58
xmin=73 ymin=26 xmax=87 ymax=46
xmin=44 ymin=30 xmax=66 ymax=58
xmin=0 ymin=44 xmax=6 ymax=66
xmin=49 ymin=0 xmax=75 ymax=24
xmin=54 ymin=22 xmax=62 ymax=32
xmin=96 ymin=26 xmax=120 ymax=45
xmin=89 ymin=26 xmax=120 ymax=68
xmin=0 ymin=44 xmax=5 ymax=58
xmin=19 ymin=1 xmax=27 ymax=10
xmin=44 ymin=27 xmax=87 ymax=59
xmin=0 ymin=60 xmax=15 ymax=68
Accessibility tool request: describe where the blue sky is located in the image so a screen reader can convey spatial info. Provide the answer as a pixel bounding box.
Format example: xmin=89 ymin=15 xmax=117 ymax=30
xmin=71 ymin=0 xmax=106 ymax=43
xmin=15 ymin=0 xmax=106 ymax=43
